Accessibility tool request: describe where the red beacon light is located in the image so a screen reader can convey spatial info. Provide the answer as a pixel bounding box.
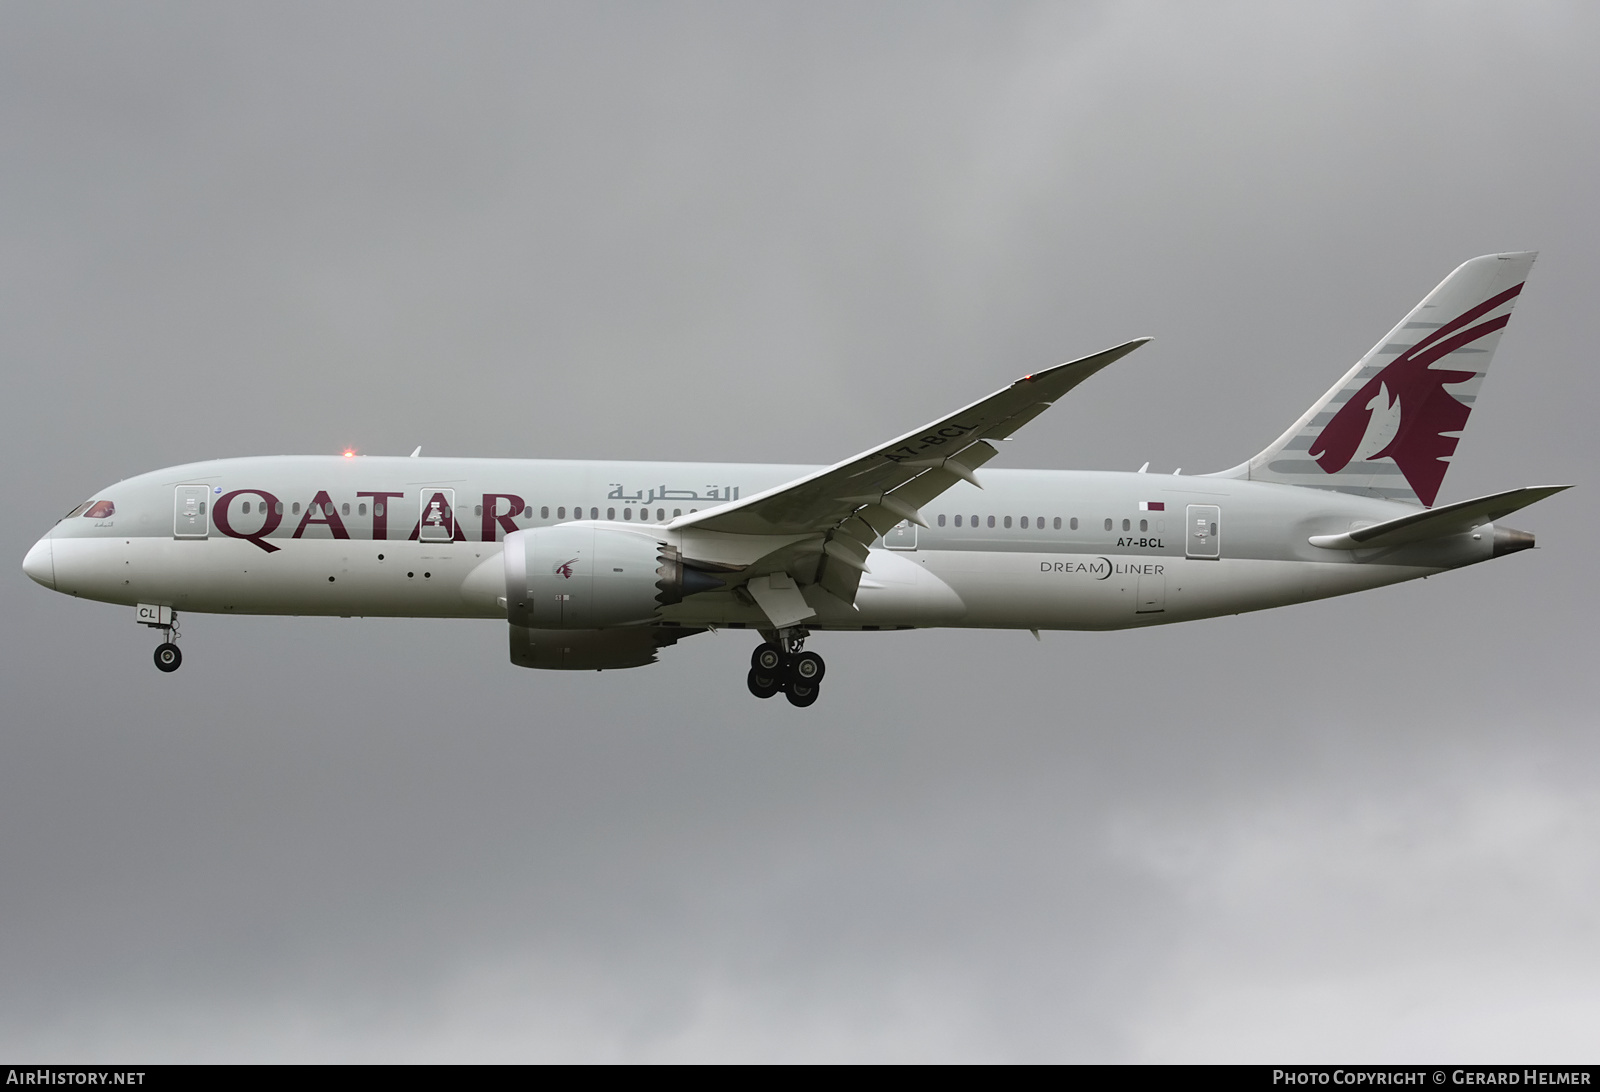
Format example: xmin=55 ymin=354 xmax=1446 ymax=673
xmin=342 ymin=448 xmax=357 ymax=459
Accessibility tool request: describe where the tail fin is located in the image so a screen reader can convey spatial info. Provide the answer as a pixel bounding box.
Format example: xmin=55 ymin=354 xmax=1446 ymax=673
xmin=1217 ymin=252 xmax=1537 ymax=506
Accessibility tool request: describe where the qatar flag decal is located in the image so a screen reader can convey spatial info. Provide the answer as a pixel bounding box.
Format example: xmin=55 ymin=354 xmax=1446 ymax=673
xmin=1139 ymin=501 xmax=1165 ymax=511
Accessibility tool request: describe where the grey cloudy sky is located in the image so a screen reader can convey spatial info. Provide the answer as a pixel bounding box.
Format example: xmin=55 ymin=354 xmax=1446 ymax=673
xmin=3 ymin=1 xmax=1597 ymax=1062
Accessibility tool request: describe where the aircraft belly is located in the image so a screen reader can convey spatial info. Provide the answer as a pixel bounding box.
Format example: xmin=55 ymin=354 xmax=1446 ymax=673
xmin=1158 ymin=558 xmax=1437 ymax=622
xmin=838 ymin=550 xmax=965 ymax=626
xmin=921 ymin=550 xmax=1440 ymax=630
xmin=51 ymin=536 xmax=504 ymax=618
xmin=923 ymin=550 xmax=1137 ymax=629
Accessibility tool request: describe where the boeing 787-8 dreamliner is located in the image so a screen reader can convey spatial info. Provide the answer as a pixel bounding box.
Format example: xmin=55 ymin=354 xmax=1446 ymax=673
xmin=23 ymin=253 xmax=1565 ymax=707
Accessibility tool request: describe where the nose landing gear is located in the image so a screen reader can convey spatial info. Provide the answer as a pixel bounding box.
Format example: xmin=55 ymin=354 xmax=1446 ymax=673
xmin=154 ymin=642 xmax=182 ymax=672
xmin=747 ymin=629 xmax=826 ymax=707
xmin=137 ymin=604 xmax=183 ymax=673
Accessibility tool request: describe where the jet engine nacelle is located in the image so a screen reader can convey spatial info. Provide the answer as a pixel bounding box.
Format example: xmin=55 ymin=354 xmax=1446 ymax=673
xmin=508 ymin=625 xmax=686 ymax=670
xmin=503 ymin=526 xmax=725 ymax=630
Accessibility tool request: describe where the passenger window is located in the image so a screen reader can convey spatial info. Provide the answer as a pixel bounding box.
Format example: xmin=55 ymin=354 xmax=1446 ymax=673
xmin=540 ymin=507 xmax=549 ymax=519
xmin=1069 ymin=518 xmax=1077 ymax=530
xmin=987 ymin=516 xmax=995 ymax=528
xmin=474 ymin=505 xmax=482 ymax=516
xmin=1019 ymin=516 xmax=1028 ymax=529
xmin=657 ymin=509 xmax=665 ymax=522
xmin=1140 ymin=519 xmax=1148 ymax=532
xmin=607 ymin=508 xmax=615 ymax=520
xmin=970 ymin=515 xmax=978 ymax=527
xmin=275 ymin=502 xmax=284 ymax=516
xmin=1122 ymin=519 xmax=1130 ymax=531
xmin=292 ymin=503 xmax=301 ymax=515
xmin=590 ymin=507 xmax=599 ymax=519
xmin=241 ymin=501 xmax=252 ymax=515
xmin=1004 ymin=516 xmax=1012 ymax=529
xmin=1036 ymin=515 xmax=1044 ymax=528
xmin=938 ymin=514 xmax=946 ymax=527
xmin=374 ymin=503 xmax=383 ymax=517
xmin=954 ymin=515 xmax=962 ymax=527
xmin=358 ymin=503 xmax=368 ymax=516
xmin=1104 ymin=518 xmax=1112 ymax=531
xmin=623 ymin=508 xmax=632 ymax=521
xmin=673 ymin=509 xmax=682 ymax=518
xmin=343 ymin=503 xmax=351 ymax=516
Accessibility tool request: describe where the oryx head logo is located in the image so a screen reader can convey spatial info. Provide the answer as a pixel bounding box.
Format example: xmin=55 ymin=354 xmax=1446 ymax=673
xmin=1308 ymin=282 xmax=1522 ymax=507
xmin=554 ymin=558 xmax=577 ymax=579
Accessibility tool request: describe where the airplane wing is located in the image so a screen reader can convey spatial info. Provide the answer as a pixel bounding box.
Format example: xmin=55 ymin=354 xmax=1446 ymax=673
xmin=671 ymin=338 xmax=1150 ymax=608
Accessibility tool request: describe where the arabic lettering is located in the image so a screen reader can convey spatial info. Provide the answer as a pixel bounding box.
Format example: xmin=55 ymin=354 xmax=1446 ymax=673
xmin=605 ymin=484 xmax=741 ymax=503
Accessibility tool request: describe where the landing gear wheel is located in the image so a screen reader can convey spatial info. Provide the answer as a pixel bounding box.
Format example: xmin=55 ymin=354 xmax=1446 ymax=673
xmin=785 ymin=681 xmax=820 ymax=708
xmin=791 ymin=650 xmax=825 ymax=683
xmin=154 ymin=642 xmax=182 ymax=673
xmin=746 ymin=668 xmax=781 ymax=699
xmin=751 ymin=642 xmax=784 ymax=672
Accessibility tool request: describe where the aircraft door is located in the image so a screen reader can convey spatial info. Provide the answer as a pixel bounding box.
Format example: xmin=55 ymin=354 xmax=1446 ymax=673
xmin=1186 ymin=504 xmax=1221 ymax=559
xmin=884 ymin=520 xmax=918 ymax=550
xmin=173 ymin=486 xmax=211 ymax=539
xmin=419 ymin=489 xmax=456 ymax=542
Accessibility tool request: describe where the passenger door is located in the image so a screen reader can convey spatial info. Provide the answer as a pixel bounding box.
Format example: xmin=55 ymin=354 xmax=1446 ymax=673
xmin=173 ymin=485 xmax=211 ymax=539
xmin=1185 ymin=504 xmax=1221 ymax=559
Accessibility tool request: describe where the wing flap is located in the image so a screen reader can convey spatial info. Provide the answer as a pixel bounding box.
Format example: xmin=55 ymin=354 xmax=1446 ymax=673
xmin=745 ymin=573 xmax=817 ymax=628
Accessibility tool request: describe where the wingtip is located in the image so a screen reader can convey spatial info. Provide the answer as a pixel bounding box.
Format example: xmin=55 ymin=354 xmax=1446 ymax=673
xmin=1106 ymin=336 xmax=1152 ymax=357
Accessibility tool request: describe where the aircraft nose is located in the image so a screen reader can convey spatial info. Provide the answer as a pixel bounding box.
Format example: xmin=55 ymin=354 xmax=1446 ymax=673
xmin=23 ymin=534 xmax=55 ymax=590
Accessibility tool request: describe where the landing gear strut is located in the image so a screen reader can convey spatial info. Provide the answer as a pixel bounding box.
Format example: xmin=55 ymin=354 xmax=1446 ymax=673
xmin=138 ymin=606 xmax=183 ymax=673
xmin=746 ymin=628 xmax=825 ymax=707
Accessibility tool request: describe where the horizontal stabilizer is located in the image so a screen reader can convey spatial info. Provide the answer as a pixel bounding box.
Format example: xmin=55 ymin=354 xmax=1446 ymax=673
xmin=1308 ymin=485 xmax=1569 ymax=550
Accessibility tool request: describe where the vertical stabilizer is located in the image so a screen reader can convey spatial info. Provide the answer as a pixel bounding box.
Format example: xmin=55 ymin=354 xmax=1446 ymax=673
xmin=1216 ymin=252 xmax=1536 ymax=506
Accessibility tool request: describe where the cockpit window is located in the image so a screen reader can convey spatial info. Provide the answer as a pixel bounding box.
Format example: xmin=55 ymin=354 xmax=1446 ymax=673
xmin=84 ymin=501 xmax=115 ymax=519
xmin=63 ymin=502 xmax=92 ymax=519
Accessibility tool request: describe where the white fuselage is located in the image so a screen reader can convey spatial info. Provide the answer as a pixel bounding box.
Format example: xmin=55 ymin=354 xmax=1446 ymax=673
xmin=26 ymin=455 xmax=1498 ymax=634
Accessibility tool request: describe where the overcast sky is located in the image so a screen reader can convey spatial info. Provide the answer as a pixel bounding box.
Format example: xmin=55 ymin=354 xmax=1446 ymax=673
xmin=3 ymin=1 xmax=1597 ymax=1062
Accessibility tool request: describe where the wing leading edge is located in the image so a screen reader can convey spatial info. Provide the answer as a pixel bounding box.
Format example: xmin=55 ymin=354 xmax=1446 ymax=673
xmin=671 ymin=338 xmax=1150 ymax=609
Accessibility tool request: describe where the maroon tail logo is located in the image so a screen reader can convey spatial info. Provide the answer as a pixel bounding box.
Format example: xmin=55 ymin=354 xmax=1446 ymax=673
xmin=1308 ymin=283 xmax=1522 ymax=507
xmin=554 ymin=559 xmax=577 ymax=579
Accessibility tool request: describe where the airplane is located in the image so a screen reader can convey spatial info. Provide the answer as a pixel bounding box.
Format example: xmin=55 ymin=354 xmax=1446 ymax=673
xmin=22 ymin=252 xmax=1567 ymax=707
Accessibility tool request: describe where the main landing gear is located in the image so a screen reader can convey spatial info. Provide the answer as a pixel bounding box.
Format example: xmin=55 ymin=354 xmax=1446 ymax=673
xmin=746 ymin=630 xmax=826 ymax=708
